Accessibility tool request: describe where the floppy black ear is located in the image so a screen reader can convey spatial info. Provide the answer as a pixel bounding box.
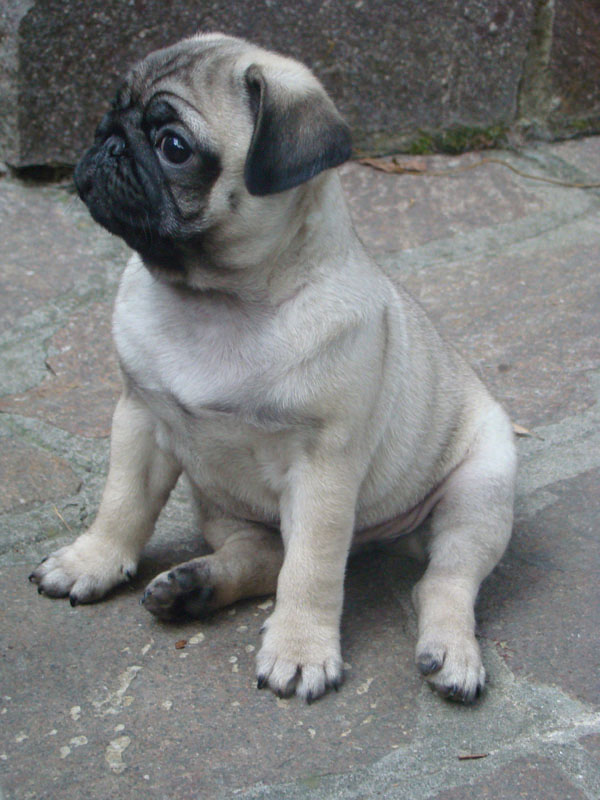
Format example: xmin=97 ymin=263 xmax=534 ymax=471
xmin=243 ymin=64 xmax=352 ymax=196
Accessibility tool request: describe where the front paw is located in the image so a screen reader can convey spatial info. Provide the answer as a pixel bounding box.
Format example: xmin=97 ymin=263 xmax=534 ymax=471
xmin=256 ymin=611 xmax=343 ymax=702
xmin=29 ymin=533 xmax=136 ymax=606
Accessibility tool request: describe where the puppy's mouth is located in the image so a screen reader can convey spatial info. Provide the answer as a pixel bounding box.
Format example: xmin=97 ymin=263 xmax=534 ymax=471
xmin=75 ymin=144 xmax=185 ymax=272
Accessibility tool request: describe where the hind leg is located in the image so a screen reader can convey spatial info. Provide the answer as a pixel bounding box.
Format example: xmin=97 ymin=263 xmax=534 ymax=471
xmin=141 ymin=516 xmax=283 ymax=619
xmin=413 ymin=406 xmax=516 ymax=702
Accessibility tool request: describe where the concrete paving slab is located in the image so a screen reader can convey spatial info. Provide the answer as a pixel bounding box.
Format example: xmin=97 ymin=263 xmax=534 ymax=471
xmin=341 ymin=153 xmax=549 ymax=254
xmin=581 ymin=733 xmax=600 ymax=762
xmin=430 ymin=757 xmax=590 ymax=800
xmin=0 ymin=301 xmax=120 ymax=438
xmin=482 ymin=464 xmax=600 ymax=707
xmin=547 ymin=137 xmax=600 ymax=178
xmin=1 ymin=140 xmax=599 ymax=799
xmin=0 ymin=435 xmax=80 ymax=514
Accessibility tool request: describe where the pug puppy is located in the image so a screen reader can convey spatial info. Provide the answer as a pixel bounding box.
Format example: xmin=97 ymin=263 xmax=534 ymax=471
xmin=29 ymin=33 xmax=516 ymax=703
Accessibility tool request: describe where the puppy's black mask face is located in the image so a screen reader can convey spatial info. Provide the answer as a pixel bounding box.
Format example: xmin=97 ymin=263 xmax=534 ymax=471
xmin=74 ymin=90 xmax=221 ymax=271
xmin=74 ymin=36 xmax=352 ymax=279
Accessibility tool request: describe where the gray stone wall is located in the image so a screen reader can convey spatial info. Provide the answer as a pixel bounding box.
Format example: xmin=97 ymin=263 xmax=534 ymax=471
xmin=1 ymin=0 xmax=599 ymax=168
xmin=0 ymin=0 xmax=34 ymax=167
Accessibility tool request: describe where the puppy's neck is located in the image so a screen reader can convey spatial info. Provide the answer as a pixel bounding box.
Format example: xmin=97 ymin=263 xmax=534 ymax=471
xmin=172 ymin=172 xmax=360 ymax=305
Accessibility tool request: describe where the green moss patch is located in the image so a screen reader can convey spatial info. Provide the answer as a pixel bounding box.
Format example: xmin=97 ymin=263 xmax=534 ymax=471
xmin=407 ymin=124 xmax=509 ymax=155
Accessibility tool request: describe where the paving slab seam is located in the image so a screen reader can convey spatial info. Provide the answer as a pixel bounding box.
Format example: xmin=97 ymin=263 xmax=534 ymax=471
xmin=0 ymin=410 xmax=109 ymax=474
xmin=0 ymin=290 xmax=119 ymax=398
xmin=0 ymin=281 xmax=118 ymax=331
xmin=516 ymin=369 xmax=600 ymax=495
xmin=232 ymin=648 xmax=600 ymax=800
xmin=0 ymin=411 xmax=107 ymax=559
xmin=233 ymin=720 xmax=600 ymax=800
xmin=378 ymin=201 xmax=600 ymax=282
xmin=0 ymin=269 xmax=120 ymax=344
xmin=492 ymin=717 xmax=600 ymax=800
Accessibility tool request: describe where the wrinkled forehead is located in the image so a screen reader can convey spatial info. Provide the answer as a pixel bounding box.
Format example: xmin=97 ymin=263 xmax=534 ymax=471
xmin=114 ymin=35 xmax=249 ymax=111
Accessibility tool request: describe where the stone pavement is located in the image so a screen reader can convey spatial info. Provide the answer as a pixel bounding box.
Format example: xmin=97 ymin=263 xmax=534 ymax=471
xmin=1 ymin=139 xmax=599 ymax=799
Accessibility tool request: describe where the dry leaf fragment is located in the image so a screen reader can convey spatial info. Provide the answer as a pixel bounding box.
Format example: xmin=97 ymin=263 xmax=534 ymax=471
xmin=458 ymin=753 xmax=489 ymax=761
xmin=512 ymin=422 xmax=544 ymax=440
xmin=392 ymin=156 xmax=428 ymax=172
xmin=175 ymin=639 xmax=187 ymax=650
xmin=512 ymin=422 xmax=532 ymax=437
xmin=358 ymin=157 xmax=402 ymax=173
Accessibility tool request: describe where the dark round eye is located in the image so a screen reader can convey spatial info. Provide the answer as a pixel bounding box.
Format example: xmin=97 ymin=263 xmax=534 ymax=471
xmin=158 ymin=132 xmax=192 ymax=164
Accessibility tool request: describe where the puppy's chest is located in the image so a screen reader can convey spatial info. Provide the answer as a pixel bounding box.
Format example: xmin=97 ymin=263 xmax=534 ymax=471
xmin=147 ymin=384 xmax=307 ymax=515
xmin=127 ymin=340 xmax=306 ymax=501
xmin=114 ymin=267 xmax=315 ymax=509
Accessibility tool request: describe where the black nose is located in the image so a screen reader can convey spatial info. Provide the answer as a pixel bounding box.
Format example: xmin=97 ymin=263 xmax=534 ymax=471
xmin=105 ymin=134 xmax=126 ymax=157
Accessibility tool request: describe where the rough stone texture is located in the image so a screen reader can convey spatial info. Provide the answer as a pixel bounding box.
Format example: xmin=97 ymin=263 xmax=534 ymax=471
xmin=0 ymin=302 xmax=121 ymax=438
xmin=548 ymin=136 xmax=600 ymax=177
xmin=0 ymin=180 xmax=99 ymax=335
xmin=580 ymin=733 xmax=600 ymax=762
xmin=1 ymin=138 xmax=600 ymax=799
xmin=483 ymin=465 xmax=600 ymax=707
xmin=340 ymin=154 xmax=547 ymax=253
xmin=0 ymin=0 xmax=33 ymax=167
xmin=549 ymin=0 xmax=600 ymax=133
xmin=0 ymin=435 xmax=80 ymax=514
xmin=3 ymin=1 xmax=600 ymax=168
xmin=4 ymin=0 xmax=538 ymax=167
xmin=517 ymin=0 xmax=600 ymax=138
xmin=430 ymin=757 xmax=590 ymax=799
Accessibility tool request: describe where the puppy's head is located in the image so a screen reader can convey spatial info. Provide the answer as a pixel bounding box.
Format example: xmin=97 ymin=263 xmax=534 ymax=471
xmin=74 ymin=33 xmax=351 ymax=281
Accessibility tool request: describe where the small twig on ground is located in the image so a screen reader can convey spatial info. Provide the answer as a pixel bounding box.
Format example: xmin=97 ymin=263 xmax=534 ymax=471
xmin=359 ymin=155 xmax=600 ymax=189
xmin=52 ymin=504 xmax=72 ymax=532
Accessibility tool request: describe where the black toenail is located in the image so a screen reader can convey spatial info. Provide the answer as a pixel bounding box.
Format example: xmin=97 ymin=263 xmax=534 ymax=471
xmin=417 ymin=655 xmax=443 ymax=675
